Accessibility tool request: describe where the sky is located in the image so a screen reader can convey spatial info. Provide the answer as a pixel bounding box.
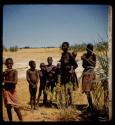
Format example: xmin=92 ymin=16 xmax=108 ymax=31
xmin=3 ymin=4 xmax=108 ymax=48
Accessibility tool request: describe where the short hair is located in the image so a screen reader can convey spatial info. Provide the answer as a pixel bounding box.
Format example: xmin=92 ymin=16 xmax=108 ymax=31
xmin=40 ymin=62 xmax=45 ymax=67
xmin=5 ymin=58 xmax=13 ymax=65
xmin=86 ymin=43 xmax=93 ymax=52
xmin=29 ymin=60 xmax=35 ymax=66
xmin=47 ymin=57 xmax=53 ymax=61
xmin=62 ymin=42 xmax=69 ymax=48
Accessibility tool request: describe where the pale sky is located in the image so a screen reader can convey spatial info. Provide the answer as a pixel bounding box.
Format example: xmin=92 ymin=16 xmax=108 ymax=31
xmin=3 ymin=4 xmax=108 ymax=48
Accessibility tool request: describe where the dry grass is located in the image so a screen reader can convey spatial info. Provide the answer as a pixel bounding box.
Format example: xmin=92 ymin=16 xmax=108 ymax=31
xmin=3 ymin=48 xmax=87 ymax=121
xmin=2 ymin=48 xmax=111 ymax=121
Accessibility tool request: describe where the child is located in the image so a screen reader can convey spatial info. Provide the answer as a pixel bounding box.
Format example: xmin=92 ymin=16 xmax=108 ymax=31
xmin=26 ymin=60 xmax=39 ymax=110
xmin=60 ymin=42 xmax=78 ymax=107
xmin=46 ymin=57 xmax=57 ymax=104
xmin=71 ymin=50 xmax=79 ymax=90
xmin=37 ymin=63 xmax=47 ymax=106
xmin=3 ymin=58 xmax=23 ymax=121
xmin=81 ymin=43 xmax=96 ymax=111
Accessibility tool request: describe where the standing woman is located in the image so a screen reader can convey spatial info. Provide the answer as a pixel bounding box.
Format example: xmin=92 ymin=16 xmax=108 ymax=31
xmin=60 ymin=42 xmax=78 ymax=107
xmin=81 ymin=43 xmax=96 ymax=111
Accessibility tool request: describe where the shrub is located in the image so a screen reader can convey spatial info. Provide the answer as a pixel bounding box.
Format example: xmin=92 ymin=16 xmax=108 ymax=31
xmin=9 ymin=46 xmax=18 ymax=52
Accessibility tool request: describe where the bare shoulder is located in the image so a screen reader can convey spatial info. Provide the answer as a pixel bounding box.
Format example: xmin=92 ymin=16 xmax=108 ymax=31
xmin=81 ymin=53 xmax=87 ymax=59
xmin=13 ymin=69 xmax=18 ymax=74
xmin=93 ymin=53 xmax=96 ymax=56
xmin=92 ymin=53 xmax=96 ymax=58
xmin=26 ymin=69 xmax=30 ymax=73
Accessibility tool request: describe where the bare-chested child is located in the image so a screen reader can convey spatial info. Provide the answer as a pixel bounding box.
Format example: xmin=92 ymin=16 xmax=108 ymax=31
xmin=2 ymin=58 xmax=23 ymax=121
xmin=26 ymin=60 xmax=39 ymax=110
xmin=71 ymin=50 xmax=79 ymax=90
xmin=46 ymin=57 xmax=57 ymax=104
xmin=37 ymin=63 xmax=47 ymax=106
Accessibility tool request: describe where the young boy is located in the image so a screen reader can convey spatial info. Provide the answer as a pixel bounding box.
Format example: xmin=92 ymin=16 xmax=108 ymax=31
xmin=71 ymin=50 xmax=79 ymax=90
xmin=46 ymin=57 xmax=57 ymax=104
xmin=60 ymin=42 xmax=78 ymax=107
xmin=37 ymin=63 xmax=47 ymax=106
xmin=3 ymin=58 xmax=23 ymax=121
xmin=26 ymin=60 xmax=39 ymax=110
xmin=81 ymin=43 xmax=96 ymax=111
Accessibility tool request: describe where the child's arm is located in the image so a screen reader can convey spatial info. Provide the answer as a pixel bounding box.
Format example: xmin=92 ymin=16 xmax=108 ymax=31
xmin=70 ymin=53 xmax=78 ymax=69
xmin=26 ymin=70 xmax=34 ymax=86
xmin=3 ymin=70 xmax=18 ymax=84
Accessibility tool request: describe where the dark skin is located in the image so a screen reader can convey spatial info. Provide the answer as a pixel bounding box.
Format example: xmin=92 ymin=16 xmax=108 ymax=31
xmin=71 ymin=50 xmax=79 ymax=89
xmin=60 ymin=42 xmax=76 ymax=106
xmin=81 ymin=47 xmax=96 ymax=68
xmin=26 ymin=61 xmax=39 ymax=110
xmin=3 ymin=59 xmax=23 ymax=121
xmin=37 ymin=63 xmax=47 ymax=105
xmin=46 ymin=57 xmax=56 ymax=103
xmin=46 ymin=57 xmax=56 ymax=78
xmin=81 ymin=45 xmax=96 ymax=111
xmin=72 ymin=50 xmax=77 ymax=58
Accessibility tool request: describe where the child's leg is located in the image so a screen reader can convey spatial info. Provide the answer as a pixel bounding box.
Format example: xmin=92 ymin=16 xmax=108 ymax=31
xmin=65 ymin=85 xmax=69 ymax=106
xmin=43 ymin=87 xmax=47 ymax=104
xmin=37 ymin=86 xmax=42 ymax=104
xmin=6 ymin=104 xmax=12 ymax=121
xmin=86 ymin=92 xmax=93 ymax=111
xmin=14 ymin=107 xmax=23 ymax=121
xmin=30 ymin=96 xmax=34 ymax=110
xmin=30 ymin=91 xmax=34 ymax=110
xmin=34 ymin=87 xmax=37 ymax=109
xmin=50 ymin=85 xmax=55 ymax=102
xmin=33 ymin=96 xmax=36 ymax=109
xmin=29 ymin=86 xmax=32 ymax=105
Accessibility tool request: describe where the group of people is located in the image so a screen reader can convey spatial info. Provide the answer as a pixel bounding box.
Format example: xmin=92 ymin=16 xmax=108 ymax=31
xmin=2 ymin=42 xmax=96 ymax=121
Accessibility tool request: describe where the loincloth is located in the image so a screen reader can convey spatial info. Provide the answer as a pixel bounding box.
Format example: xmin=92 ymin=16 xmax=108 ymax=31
xmin=3 ymin=89 xmax=18 ymax=108
xmin=82 ymin=69 xmax=96 ymax=93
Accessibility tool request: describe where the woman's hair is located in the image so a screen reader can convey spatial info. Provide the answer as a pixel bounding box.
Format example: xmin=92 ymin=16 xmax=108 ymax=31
xmin=62 ymin=42 xmax=69 ymax=48
xmin=86 ymin=43 xmax=93 ymax=52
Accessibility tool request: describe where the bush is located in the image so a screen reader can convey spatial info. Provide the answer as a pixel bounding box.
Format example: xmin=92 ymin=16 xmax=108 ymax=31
xmin=10 ymin=46 xmax=18 ymax=52
xmin=70 ymin=43 xmax=87 ymax=52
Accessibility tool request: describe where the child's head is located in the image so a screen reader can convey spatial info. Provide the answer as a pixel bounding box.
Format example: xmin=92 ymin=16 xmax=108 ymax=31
xmin=61 ymin=42 xmax=69 ymax=52
xmin=72 ymin=50 xmax=77 ymax=58
xmin=29 ymin=60 xmax=36 ymax=69
xmin=47 ymin=57 xmax=53 ymax=65
xmin=40 ymin=63 xmax=46 ymax=71
xmin=57 ymin=63 xmax=61 ymax=69
xmin=86 ymin=44 xmax=93 ymax=54
xmin=5 ymin=58 xmax=13 ymax=69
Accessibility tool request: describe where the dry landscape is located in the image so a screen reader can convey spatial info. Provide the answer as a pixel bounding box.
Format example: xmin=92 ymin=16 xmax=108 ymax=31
xmin=2 ymin=48 xmax=111 ymax=121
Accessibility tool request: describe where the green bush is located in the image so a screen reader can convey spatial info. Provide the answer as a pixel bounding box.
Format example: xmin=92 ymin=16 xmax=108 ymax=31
xmin=10 ymin=46 xmax=18 ymax=52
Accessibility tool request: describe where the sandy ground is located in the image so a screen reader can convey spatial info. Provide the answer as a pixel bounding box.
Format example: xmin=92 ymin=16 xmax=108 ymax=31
xmin=2 ymin=48 xmax=111 ymax=121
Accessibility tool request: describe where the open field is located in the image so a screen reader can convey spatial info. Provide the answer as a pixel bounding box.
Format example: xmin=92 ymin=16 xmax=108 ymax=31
xmin=2 ymin=48 xmax=111 ymax=121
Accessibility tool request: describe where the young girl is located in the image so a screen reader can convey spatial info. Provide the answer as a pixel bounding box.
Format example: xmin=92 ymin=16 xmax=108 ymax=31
xmin=81 ymin=43 xmax=96 ymax=111
xmin=3 ymin=58 xmax=23 ymax=121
